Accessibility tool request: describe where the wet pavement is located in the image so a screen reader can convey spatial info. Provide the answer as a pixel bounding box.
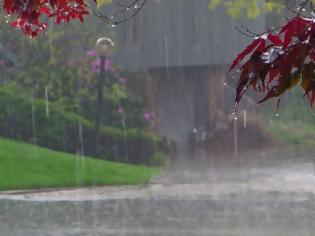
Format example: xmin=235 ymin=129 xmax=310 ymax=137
xmin=1 ymin=148 xmax=315 ymax=236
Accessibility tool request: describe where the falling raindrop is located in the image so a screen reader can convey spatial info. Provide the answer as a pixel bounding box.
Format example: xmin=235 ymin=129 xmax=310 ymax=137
xmin=45 ymin=86 xmax=49 ymax=118
xmin=78 ymin=123 xmax=84 ymax=157
xmin=31 ymin=96 xmax=37 ymax=143
xmin=76 ymin=124 xmax=86 ymax=187
xmin=243 ymin=110 xmax=247 ymax=128
xmin=233 ymin=116 xmax=239 ymax=161
xmin=121 ymin=117 xmax=129 ymax=162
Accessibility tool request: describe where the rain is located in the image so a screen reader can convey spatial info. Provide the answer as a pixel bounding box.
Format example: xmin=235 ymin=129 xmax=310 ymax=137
xmin=1 ymin=0 xmax=315 ymax=235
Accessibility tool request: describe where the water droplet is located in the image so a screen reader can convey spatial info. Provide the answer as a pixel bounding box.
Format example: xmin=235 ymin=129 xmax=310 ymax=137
xmin=224 ymin=81 xmax=227 ymax=86
xmin=111 ymin=24 xmax=116 ymax=28
xmin=276 ymin=113 xmax=280 ymax=117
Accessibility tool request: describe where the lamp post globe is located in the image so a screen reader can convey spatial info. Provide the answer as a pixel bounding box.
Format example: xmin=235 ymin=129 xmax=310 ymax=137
xmin=95 ymin=37 xmax=114 ymax=58
xmin=94 ymin=37 xmax=114 ymax=156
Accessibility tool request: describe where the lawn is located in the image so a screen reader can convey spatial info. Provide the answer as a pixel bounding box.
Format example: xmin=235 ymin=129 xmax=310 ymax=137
xmin=266 ymin=119 xmax=315 ymax=146
xmin=261 ymin=95 xmax=315 ymax=146
xmin=0 ymin=138 xmax=159 ymax=191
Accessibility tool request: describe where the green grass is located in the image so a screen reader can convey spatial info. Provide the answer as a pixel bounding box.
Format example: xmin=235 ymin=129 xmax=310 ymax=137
xmin=266 ymin=119 xmax=315 ymax=145
xmin=261 ymin=93 xmax=315 ymax=146
xmin=0 ymin=138 xmax=159 ymax=191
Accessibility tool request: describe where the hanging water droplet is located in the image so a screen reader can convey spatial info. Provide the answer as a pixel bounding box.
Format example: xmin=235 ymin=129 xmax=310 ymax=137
xmin=276 ymin=113 xmax=280 ymax=117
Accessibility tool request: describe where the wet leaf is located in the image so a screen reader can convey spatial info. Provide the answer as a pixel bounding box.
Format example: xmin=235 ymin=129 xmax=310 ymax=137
xmin=231 ymin=15 xmax=315 ymax=110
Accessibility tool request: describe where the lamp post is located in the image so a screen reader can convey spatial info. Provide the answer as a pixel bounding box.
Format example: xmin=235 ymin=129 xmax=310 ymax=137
xmin=94 ymin=37 xmax=114 ymax=156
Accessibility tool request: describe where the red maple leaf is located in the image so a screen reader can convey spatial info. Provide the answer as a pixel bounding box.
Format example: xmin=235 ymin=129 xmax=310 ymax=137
xmin=231 ymin=13 xmax=315 ymax=111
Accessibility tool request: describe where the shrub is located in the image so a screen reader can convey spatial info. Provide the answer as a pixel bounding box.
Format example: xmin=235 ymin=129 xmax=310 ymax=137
xmin=149 ymin=152 xmax=167 ymax=167
xmin=0 ymin=83 xmax=161 ymax=166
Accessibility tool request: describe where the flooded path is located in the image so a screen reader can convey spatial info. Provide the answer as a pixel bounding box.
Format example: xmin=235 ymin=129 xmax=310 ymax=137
xmin=1 ymin=148 xmax=315 ymax=236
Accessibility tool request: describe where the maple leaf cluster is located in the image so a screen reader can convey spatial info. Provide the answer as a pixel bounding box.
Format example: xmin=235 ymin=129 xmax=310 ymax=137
xmin=3 ymin=0 xmax=90 ymax=37
xmin=231 ymin=15 xmax=315 ymax=111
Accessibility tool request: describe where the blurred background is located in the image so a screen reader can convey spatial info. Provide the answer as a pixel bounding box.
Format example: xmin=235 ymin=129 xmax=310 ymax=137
xmin=1 ymin=0 xmax=315 ymax=235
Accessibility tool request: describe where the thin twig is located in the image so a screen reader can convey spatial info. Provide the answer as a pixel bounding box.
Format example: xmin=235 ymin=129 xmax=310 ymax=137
xmin=94 ymin=0 xmax=149 ymax=26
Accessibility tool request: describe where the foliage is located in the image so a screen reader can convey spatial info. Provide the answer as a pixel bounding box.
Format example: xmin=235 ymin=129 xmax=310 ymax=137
xmin=260 ymin=89 xmax=315 ymax=145
xmin=267 ymin=119 xmax=315 ymax=145
xmin=209 ymin=0 xmax=284 ymax=19
xmin=2 ymin=0 xmax=90 ymax=37
xmin=0 ymin=137 xmax=158 ymax=190
xmin=149 ymin=151 xmax=167 ymax=167
xmin=231 ymin=0 xmax=315 ymax=111
xmin=1 ymin=0 xmax=146 ymax=36
xmin=0 ymin=16 xmax=114 ymax=100
xmin=0 ymin=83 xmax=161 ymax=166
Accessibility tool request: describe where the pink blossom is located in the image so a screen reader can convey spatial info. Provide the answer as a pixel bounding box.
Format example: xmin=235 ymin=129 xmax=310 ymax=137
xmin=90 ymin=58 xmax=112 ymax=74
xmin=86 ymin=50 xmax=97 ymax=57
xmin=144 ymin=112 xmax=156 ymax=124
xmin=144 ymin=112 xmax=151 ymax=120
xmin=91 ymin=59 xmax=100 ymax=73
xmin=118 ymin=77 xmax=127 ymax=85
xmin=105 ymin=59 xmax=112 ymax=70
xmin=117 ymin=107 xmax=124 ymax=114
